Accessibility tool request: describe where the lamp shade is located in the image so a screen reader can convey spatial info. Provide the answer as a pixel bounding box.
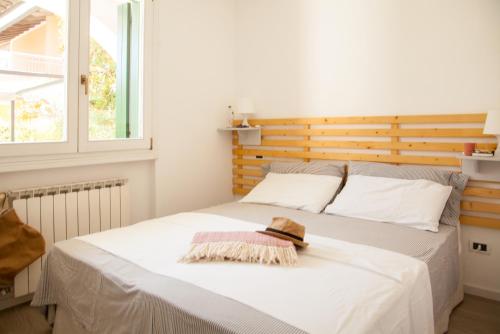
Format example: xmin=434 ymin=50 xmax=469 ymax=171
xmin=483 ymin=110 xmax=500 ymax=135
xmin=236 ymin=98 xmax=255 ymax=115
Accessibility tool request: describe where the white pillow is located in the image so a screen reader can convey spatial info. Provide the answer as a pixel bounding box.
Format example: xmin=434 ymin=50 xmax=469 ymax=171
xmin=324 ymin=175 xmax=453 ymax=232
xmin=239 ymin=173 xmax=343 ymax=213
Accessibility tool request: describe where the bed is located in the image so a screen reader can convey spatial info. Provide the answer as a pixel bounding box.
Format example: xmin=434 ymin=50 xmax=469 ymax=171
xmin=27 ymin=112 xmax=500 ymax=333
xmin=32 ymin=201 xmax=461 ymax=334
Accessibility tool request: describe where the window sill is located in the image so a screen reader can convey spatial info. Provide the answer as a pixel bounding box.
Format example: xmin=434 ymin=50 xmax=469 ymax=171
xmin=0 ymin=149 xmax=157 ymax=174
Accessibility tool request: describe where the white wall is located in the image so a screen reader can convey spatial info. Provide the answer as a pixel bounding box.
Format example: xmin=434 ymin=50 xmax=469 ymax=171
xmin=235 ymin=0 xmax=500 ymax=299
xmin=153 ymin=0 xmax=235 ymax=216
xmin=462 ymin=224 xmax=500 ymax=301
xmin=0 ymin=161 xmax=154 ymax=224
xmin=236 ymin=0 xmax=500 ymax=117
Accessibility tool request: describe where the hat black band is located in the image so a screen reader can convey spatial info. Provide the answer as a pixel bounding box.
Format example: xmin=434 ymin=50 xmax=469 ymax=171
xmin=265 ymin=227 xmax=304 ymax=242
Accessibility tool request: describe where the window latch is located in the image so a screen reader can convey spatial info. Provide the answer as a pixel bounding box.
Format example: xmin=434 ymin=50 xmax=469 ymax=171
xmin=80 ymin=74 xmax=89 ymax=95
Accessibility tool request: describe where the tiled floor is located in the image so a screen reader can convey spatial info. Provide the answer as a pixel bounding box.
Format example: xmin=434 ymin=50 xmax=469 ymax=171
xmin=448 ymin=294 xmax=500 ymax=334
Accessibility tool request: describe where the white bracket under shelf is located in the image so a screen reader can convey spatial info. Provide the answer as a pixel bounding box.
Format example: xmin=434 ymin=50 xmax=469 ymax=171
xmin=218 ymin=127 xmax=261 ymax=146
xmin=459 ymin=155 xmax=500 ymax=182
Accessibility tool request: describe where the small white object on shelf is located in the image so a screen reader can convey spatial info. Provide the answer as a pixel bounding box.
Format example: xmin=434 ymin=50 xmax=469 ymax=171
xmin=483 ymin=110 xmax=500 ymax=157
xmin=458 ymin=154 xmax=500 ymax=181
xmin=472 ymin=152 xmax=494 ymax=157
xmin=235 ymin=98 xmax=255 ymax=128
xmin=218 ymin=127 xmax=261 ymax=145
xmin=460 ymin=155 xmax=500 ymax=161
xmin=226 ymin=105 xmax=235 ymax=128
xmin=218 ymin=127 xmax=260 ymax=131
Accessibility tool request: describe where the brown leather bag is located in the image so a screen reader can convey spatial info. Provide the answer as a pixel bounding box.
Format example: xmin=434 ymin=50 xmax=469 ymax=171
xmin=0 ymin=209 xmax=45 ymax=286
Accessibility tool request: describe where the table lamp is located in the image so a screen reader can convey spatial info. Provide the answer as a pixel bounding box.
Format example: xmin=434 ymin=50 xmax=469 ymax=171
xmin=483 ymin=110 xmax=500 ymax=156
xmin=236 ymin=98 xmax=255 ymax=128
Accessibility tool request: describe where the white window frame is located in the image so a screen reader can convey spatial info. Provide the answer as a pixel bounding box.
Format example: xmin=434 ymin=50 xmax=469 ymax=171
xmin=0 ymin=0 xmax=79 ymax=157
xmin=78 ymin=0 xmax=153 ymax=152
xmin=0 ymin=0 xmax=153 ymax=160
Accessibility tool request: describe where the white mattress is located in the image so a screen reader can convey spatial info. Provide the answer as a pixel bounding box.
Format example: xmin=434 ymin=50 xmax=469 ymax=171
xmin=78 ymin=212 xmax=434 ymax=334
xmin=200 ymin=202 xmax=462 ymax=332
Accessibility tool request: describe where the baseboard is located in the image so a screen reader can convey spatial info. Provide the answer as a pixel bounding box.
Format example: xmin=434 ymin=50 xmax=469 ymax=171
xmin=0 ymin=286 xmax=33 ymax=311
xmin=464 ymin=284 xmax=500 ymax=302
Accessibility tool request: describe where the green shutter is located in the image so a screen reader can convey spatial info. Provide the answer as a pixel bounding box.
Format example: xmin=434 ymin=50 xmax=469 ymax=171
xmin=116 ymin=1 xmax=140 ymax=139
xmin=115 ymin=3 xmax=131 ymax=138
xmin=129 ymin=0 xmax=140 ymax=138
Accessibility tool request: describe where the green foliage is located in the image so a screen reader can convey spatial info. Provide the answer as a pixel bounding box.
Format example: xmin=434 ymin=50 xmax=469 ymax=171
xmin=0 ymin=125 xmax=9 ymax=142
xmin=14 ymin=97 xmax=63 ymax=142
xmin=88 ymin=38 xmax=117 ymax=140
xmin=0 ymin=90 xmax=65 ymax=143
xmin=0 ymin=105 xmax=10 ymax=143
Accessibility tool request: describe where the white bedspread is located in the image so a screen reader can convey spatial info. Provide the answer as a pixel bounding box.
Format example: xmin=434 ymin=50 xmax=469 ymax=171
xmin=78 ymin=212 xmax=434 ymax=334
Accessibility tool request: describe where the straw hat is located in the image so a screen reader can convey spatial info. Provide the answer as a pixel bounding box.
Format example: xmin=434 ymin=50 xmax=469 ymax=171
xmin=258 ymin=217 xmax=309 ymax=248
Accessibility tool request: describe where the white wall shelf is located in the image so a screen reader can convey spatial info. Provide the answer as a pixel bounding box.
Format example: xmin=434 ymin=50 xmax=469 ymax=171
xmin=459 ymin=155 xmax=500 ymax=181
xmin=218 ymin=127 xmax=261 ymax=145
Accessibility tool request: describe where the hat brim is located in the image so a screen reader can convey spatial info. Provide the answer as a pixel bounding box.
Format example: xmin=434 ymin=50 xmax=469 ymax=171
xmin=257 ymin=230 xmax=309 ymax=248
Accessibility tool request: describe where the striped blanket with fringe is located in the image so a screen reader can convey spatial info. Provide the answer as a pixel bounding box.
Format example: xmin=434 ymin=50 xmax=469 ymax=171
xmin=180 ymin=231 xmax=297 ymax=265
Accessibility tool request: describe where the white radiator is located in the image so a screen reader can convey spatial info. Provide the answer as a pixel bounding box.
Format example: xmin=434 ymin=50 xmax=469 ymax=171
xmin=9 ymin=178 xmax=130 ymax=298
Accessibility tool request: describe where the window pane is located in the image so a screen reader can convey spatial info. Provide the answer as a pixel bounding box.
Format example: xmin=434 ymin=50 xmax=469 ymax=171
xmin=0 ymin=0 xmax=67 ymax=143
xmin=89 ymin=0 xmax=142 ymax=141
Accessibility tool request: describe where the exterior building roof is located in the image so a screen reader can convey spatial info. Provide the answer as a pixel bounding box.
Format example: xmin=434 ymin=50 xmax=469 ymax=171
xmin=0 ymin=0 xmax=21 ymax=15
xmin=0 ymin=1 xmax=48 ymax=46
xmin=0 ymin=1 xmax=60 ymax=95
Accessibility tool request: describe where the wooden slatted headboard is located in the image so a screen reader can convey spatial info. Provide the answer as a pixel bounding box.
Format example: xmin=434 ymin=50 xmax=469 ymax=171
xmin=231 ymin=113 xmax=500 ymax=230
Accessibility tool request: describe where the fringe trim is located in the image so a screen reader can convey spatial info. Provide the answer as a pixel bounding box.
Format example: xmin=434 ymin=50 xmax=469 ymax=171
xmin=179 ymin=241 xmax=298 ymax=266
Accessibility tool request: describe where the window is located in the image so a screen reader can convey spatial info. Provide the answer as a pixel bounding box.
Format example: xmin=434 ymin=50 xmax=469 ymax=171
xmin=0 ymin=0 xmax=152 ymax=157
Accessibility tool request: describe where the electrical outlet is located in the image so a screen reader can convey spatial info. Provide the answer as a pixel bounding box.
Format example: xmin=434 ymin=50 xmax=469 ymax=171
xmin=0 ymin=286 xmax=12 ymax=301
xmin=469 ymin=241 xmax=490 ymax=254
